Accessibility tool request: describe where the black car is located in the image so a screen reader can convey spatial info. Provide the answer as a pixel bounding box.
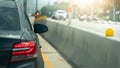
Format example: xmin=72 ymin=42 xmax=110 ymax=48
xmin=0 ymin=1 xmax=48 ymax=68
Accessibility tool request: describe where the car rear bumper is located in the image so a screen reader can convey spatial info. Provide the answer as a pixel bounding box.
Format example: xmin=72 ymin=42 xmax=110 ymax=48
xmin=8 ymin=53 xmax=44 ymax=68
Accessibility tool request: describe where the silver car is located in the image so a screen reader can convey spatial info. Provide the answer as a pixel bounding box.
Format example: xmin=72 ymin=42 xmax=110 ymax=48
xmin=52 ymin=10 xmax=67 ymax=20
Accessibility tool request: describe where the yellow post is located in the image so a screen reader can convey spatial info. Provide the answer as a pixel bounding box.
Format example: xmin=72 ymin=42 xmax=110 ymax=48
xmin=105 ymin=28 xmax=114 ymax=37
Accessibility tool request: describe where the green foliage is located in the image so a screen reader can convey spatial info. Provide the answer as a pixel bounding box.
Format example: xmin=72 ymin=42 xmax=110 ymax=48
xmin=41 ymin=5 xmax=54 ymax=17
xmin=41 ymin=2 xmax=69 ymax=17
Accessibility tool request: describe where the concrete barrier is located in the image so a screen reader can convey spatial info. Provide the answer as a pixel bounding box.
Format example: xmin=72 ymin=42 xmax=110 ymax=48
xmin=42 ymin=19 xmax=120 ymax=68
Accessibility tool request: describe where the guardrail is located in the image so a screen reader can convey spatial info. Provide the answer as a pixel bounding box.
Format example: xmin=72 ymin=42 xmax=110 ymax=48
xmin=42 ymin=19 xmax=120 ymax=68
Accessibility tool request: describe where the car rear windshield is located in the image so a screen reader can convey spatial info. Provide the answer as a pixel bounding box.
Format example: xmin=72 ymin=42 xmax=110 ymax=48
xmin=0 ymin=7 xmax=20 ymax=30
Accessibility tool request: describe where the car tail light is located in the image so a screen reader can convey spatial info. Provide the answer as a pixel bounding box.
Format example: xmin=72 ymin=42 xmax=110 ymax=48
xmin=10 ymin=41 xmax=38 ymax=63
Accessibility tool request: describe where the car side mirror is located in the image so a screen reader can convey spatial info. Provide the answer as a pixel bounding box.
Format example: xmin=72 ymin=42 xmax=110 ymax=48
xmin=34 ymin=23 xmax=48 ymax=33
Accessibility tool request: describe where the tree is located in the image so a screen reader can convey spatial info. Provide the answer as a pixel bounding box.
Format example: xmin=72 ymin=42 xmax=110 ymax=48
xmin=59 ymin=2 xmax=69 ymax=11
xmin=40 ymin=1 xmax=69 ymax=17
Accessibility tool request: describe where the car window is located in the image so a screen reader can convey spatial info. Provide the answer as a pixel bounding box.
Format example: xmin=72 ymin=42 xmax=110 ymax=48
xmin=0 ymin=7 xmax=20 ymax=30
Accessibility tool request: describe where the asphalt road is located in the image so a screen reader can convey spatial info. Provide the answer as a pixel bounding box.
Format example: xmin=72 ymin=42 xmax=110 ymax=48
xmin=48 ymin=18 xmax=120 ymax=39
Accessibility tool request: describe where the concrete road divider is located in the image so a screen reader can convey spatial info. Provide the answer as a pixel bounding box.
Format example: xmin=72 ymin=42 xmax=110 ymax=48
xmin=42 ymin=19 xmax=120 ymax=68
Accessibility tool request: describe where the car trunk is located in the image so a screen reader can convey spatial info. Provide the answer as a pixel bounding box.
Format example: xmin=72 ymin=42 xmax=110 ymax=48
xmin=0 ymin=31 xmax=22 ymax=68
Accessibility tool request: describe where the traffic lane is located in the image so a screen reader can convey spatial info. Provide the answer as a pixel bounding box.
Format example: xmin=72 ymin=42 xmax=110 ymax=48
xmin=30 ymin=17 xmax=120 ymax=39
xmin=49 ymin=18 xmax=120 ymax=39
xmin=71 ymin=20 xmax=120 ymax=39
xmin=37 ymin=34 xmax=72 ymax=68
xmin=41 ymin=49 xmax=54 ymax=68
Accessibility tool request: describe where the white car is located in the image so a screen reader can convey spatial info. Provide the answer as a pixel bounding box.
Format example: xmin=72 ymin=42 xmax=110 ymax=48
xmin=79 ymin=15 xmax=88 ymax=21
xmin=52 ymin=10 xmax=67 ymax=20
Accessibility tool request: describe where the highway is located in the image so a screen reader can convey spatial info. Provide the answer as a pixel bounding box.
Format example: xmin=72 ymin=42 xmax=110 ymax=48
xmin=29 ymin=16 xmax=120 ymax=68
xmin=48 ymin=18 xmax=120 ymax=39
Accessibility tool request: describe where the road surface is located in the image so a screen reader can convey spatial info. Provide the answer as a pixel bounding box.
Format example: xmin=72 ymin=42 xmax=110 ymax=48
xmin=48 ymin=18 xmax=120 ymax=39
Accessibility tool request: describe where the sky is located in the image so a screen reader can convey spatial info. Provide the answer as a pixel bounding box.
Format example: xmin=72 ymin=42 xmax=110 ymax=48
xmin=38 ymin=0 xmax=69 ymax=9
xmin=26 ymin=0 xmax=76 ymax=14
xmin=41 ymin=0 xmax=69 ymax=5
xmin=37 ymin=0 xmax=102 ymax=9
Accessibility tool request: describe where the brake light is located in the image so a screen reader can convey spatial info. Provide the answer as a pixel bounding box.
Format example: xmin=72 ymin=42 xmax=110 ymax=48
xmin=10 ymin=41 xmax=38 ymax=63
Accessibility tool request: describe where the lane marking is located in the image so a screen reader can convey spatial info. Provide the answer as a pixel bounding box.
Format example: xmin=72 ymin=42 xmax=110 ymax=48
xmin=41 ymin=49 xmax=54 ymax=68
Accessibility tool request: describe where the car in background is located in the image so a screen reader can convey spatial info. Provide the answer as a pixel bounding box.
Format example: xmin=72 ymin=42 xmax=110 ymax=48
xmin=0 ymin=1 xmax=48 ymax=68
xmin=79 ymin=15 xmax=99 ymax=21
xmin=89 ymin=16 xmax=99 ymax=21
xmin=79 ymin=15 xmax=89 ymax=21
xmin=52 ymin=10 xmax=67 ymax=20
